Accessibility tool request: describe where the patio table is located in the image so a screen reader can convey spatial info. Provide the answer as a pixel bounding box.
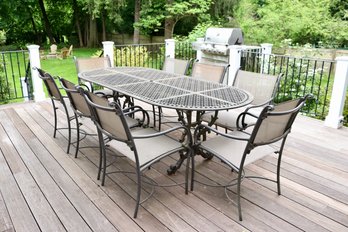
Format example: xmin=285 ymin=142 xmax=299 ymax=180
xmin=78 ymin=67 xmax=253 ymax=173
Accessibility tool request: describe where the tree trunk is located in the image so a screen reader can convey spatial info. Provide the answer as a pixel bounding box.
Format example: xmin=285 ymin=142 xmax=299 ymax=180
xmin=164 ymin=0 xmax=174 ymax=39
xmin=101 ymin=10 xmax=106 ymax=41
xmin=72 ymin=0 xmax=84 ymax=47
xmin=37 ymin=0 xmax=55 ymax=44
xmin=133 ymin=0 xmax=141 ymax=44
xmin=87 ymin=16 xmax=98 ymax=47
xmin=164 ymin=18 xmax=175 ymax=39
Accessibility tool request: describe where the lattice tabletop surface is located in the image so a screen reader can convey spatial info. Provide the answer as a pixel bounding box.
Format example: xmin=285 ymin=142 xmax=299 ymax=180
xmin=79 ymin=67 xmax=253 ymax=111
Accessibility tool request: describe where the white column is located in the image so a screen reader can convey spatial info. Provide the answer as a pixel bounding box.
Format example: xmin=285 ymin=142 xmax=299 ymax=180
xmin=324 ymin=56 xmax=348 ymax=128
xmin=165 ymin=39 xmax=175 ymax=58
xmin=102 ymin=41 xmax=115 ymax=67
xmin=20 ymin=77 xmax=29 ymax=101
xmin=27 ymin=45 xmax=46 ymax=102
xmin=228 ymin=45 xmax=243 ymax=86
xmin=260 ymin=43 xmax=273 ymax=74
xmin=194 ymin=38 xmax=204 ymax=61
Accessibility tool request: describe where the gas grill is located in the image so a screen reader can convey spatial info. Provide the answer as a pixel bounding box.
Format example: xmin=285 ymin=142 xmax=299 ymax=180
xmin=193 ymin=27 xmax=243 ymax=63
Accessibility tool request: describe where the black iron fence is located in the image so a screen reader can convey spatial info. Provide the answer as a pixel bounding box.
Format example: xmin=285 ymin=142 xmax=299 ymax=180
xmin=114 ymin=43 xmax=165 ymax=69
xmin=114 ymin=42 xmax=196 ymax=69
xmin=2 ymin=44 xmax=346 ymax=125
xmin=0 ymin=50 xmax=32 ymax=104
xmin=241 ymin=50 xmax=337 ymax=120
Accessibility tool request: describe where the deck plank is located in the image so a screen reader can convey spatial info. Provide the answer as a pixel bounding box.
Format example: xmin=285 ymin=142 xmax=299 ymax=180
xmin=13 ymin=106 xmax=121 ymax=232
xmin=0 ymin=126 xmax=41 ymax=232
xmin=31 ymin=102 xmax=172 ymax=231
xmin=0 ymin=101 xmax=348 ymax=232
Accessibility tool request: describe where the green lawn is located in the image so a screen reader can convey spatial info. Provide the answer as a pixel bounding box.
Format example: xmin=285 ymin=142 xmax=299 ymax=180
xmin=41 ymin=48 xmax=101 ymax=83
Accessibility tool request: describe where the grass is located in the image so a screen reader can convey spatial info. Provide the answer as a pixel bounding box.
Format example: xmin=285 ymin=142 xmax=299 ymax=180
xmin=41 ymin=48 xmax=101 ymax=82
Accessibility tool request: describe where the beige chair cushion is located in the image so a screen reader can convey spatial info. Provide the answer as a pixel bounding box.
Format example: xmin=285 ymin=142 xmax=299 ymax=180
xmin=199 ymin=130 xmax=274 ymax=169
xmin=108 ymin=127 xmax=183 ymax=170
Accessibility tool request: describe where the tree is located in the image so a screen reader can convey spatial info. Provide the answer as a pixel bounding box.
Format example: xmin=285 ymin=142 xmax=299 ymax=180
xmin=133 ymin=0 xmax=141 ymax=44
xmin=137 ymin=0 xmax=212 ymax=39
xmin=38 ymin=0 xmax=55 ymax=44
xmin=234 ymin=0 xmax=348 ymax=47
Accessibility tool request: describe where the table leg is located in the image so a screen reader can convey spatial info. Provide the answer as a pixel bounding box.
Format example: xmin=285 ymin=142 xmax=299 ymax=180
xmin=167 ymin=110 xmax=192 ymax=175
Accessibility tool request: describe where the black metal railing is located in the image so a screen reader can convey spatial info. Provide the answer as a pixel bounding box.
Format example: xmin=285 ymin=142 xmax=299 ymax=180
xmin=241 ymin=50 xmax=336 ymax=120
xmin=175 ymin=41 xmax=197 ymax=60
xmin=114 ymin=43 xmax=166 ymax=69
xmin=0 ymin=50 xmax=32 ymax=104
xmin=114 ymin=42 xmax=196 ymax=69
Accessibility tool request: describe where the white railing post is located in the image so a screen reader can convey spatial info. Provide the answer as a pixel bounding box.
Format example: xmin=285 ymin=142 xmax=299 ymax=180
xmin=165 ymin=39 xmax=175 ymax=58
xmin=194 ymin=38 xmax=204 ymax=61
xmin=228 ymin=45 xmax=243 ymax=86
xmin=27 ymin=44 xmax=45 ymax=102
xmin=102 ymin=41 xmax=115 ymax=67
xmin=324 ymin=56 xmax=348 ymax=128
xmin=20 ymin=77 xmax=29 ymax=102
xmin=260 ymin=43 xmax=273 ymax=74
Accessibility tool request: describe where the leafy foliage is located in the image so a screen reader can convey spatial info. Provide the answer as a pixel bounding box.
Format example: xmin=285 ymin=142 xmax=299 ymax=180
xmin=0 ymin=62 xmax=10 ymax=103
xmin=114 ymin=46 xmax=150 ymax=67
xmin=235 ymin=0 xmax=348 ymax=48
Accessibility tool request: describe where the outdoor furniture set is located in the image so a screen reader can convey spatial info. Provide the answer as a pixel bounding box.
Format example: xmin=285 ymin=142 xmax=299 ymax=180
xmin=35 ymin=57 xmax=310 ymax=221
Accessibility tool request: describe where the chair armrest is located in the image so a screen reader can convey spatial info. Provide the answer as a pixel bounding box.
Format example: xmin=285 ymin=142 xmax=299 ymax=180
xmin=236 ymin=111 xmax=258 ymax=130
xmin=194 ymin=124 xmax=250 ymax=144
xmin=133 ymin=125 xmax=192 ymax=145
xmin=123 ymin=105 xmax=150 ymax=126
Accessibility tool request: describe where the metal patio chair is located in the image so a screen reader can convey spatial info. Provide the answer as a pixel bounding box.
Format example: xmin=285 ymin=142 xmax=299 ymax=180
xmin=192 ymin=94 xmax=312 ymax=221
xmin=201 ymin=70 xmax=283 ymax=131
xmin=153 ymin=57 xmax=193 ymax=130
xmin=60 ymin=78 xmax=150 ymax=158
xmin=34 ymin=67 xmax=74 ymax=153
xmin=74 ymin=55 xmax=114 ymax=97
xmin=81 ymin=88 xmax=192 ymax=218
xmin=59 ymin=78 xmax=97 ymax=158
xmin=191 ymin=61 xmax=229 ymax=83
xmin=162 ymin=57 xmax=192 ymax=75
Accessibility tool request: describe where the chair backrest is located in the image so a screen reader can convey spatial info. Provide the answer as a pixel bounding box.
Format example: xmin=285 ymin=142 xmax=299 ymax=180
xmin=67 ymin=45 xmax=73 ymax=56
xmin=191 ymin=61 xmax=228 ymax=83
xmin=81 ymin=89 xmax=130 ymax=141
xmin=233 ymin=70 xmax=282 ymax=105
xmin=162 ymin=57 xmax=191 ymax=75
xmin=50 ymin=44 xmax=57 ymax=54
xmin=74 ymin=55 xmax=111 ymax=74
xmin=35 ymin=67 xmax=63 ymax=101
xmin=60 ymin=78 xmax=91 ymax=116
xmin=250 ymin=94 xmax=311 ymax=146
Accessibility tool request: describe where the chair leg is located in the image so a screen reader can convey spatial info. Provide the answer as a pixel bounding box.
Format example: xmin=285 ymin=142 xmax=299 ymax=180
xmin=74 ymin=114 xmax=80 ymax=158
xmin=185 ymin=148 xmax=191 ymax=194
xmin=62 ymin=103 xmax=72 ymax=154
xmin=134 ymin=168 xmax=142 ymax=218
xmin=190 ymin=149 xmax=195 ymax=191
xmin=51 ymin=99 xmax=58 ymax=138
xmin=152 ymin=105 xmax=157 ymax=128
xmin=237 ymin=170 xmax=243 ymax=221
xmin=97 ymin=131 xmax=104 ymax=181
xmin=101 ymin=135 xmax=107 ymax=186
xmin=276 ymin=138 xmax=287 ymax=195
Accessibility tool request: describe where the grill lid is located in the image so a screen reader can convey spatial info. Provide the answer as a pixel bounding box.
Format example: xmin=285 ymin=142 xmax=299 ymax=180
xmin=204 ymin=28 xmax=243 ymax=45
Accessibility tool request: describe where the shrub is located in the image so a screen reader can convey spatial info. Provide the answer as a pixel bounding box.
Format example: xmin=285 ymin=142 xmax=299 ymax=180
xmin=0 ymin=63 xmax=10 ymax=103
xmin=114 ymin=46 xmax=149 ymax=67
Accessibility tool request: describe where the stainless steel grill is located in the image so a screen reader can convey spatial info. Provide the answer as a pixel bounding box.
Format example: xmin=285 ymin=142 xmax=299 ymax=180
xmin=193 ymin=28 xmax=243 ymax=63
xmin=201 ymin=28 xmax=243 ymax=55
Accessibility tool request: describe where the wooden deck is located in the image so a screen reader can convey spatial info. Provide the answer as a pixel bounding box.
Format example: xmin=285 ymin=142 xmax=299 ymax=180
xmin=0 ymin=100 xmax=347 ymax=232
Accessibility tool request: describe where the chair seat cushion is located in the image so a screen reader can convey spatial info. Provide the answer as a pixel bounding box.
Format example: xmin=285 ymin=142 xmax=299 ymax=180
xmin=201 ymin=106 xmax=261 ymax=130
xmin=108 ymin=128 xmax=184 ymax=169
xmin=199 ymin=131 xmax=274 ymax=170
